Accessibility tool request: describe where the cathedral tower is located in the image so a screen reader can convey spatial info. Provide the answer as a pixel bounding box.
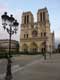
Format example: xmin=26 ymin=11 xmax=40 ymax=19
xmin=20 ymin=8 xmax=55 ymax=53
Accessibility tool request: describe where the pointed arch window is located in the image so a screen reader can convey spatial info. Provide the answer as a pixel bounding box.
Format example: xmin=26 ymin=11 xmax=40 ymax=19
xmin=40 ymin=12 xmax=42 ymax=22
xmin=43 ymin=12 xmax=45 ymax=22
xmin=27 ymin=15 xmax=29 ymax=24
xmin=24 ymin=16 xmax=26 ymax=24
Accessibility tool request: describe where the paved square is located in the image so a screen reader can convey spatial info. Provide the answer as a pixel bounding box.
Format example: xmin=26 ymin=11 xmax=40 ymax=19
xmin=0 ymin=54 xmax=60 ymax=80
xmin=13 ymin=54 xmax=60 ymax=80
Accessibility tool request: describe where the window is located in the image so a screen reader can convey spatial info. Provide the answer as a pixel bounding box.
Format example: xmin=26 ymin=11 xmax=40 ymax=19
xmin=43 ymin=12 xmax=45 ymax=22
xmin=24 ymin=34 xmax=25 ymax=38
xmin=44 ymin=32 xmax=46 ymax=36
xmin=41 ymin=32 xmax=42 ymax=37
xmin=27 ymin=15 xmax=29 ymax=24
xmin=24 ymin=15 xmax=29 ymax=24
xmin=24 ymin=34 xmax=28 ymax=38
xmin=27 ymin=34 xmax=28 ymax=38
xmin=40 ymin=12 xmax=42 ymax=22
xmin=24 ymin=16 xmax=26 ymax=24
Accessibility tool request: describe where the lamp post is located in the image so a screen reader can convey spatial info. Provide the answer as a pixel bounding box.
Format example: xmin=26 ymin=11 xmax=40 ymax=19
xmin=1 ymin=12 xmax=19 ymax=80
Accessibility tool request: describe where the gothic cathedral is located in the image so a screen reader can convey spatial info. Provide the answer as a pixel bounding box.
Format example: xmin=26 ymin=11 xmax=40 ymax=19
xmin=19 ymin=7 xmax=55 ymax=53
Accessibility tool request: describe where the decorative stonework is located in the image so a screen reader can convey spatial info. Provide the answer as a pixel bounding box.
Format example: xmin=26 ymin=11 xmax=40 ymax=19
xmin=20 ymin=7 xmax=55 ymax=53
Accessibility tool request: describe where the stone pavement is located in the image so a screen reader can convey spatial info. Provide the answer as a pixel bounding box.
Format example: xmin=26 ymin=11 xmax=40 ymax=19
xmin=13 ymin=54 xmax=60 ymax=80
xmin=0 ymin=54 xmax=60 ymax=80
xmin=0 ymin=55 xmax=42 ymax=80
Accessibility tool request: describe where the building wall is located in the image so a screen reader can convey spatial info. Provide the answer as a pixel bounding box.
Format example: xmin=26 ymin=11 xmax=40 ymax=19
xmin=20 ymin=7 xmax=55 ymax=53
xmin=0 ymin=39 xmax=19 ymax=52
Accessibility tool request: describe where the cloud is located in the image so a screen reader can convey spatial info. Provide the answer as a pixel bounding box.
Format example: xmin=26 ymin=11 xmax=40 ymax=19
xmin=12 ymin=9 xmax=22 ymax=41
xmin=0 ymin=4 xmax=60 ymax=42
xmin=0 ymin=5 xmax=22 ymax=41
xmin=0 ymin=5 xmax=8 ymax=39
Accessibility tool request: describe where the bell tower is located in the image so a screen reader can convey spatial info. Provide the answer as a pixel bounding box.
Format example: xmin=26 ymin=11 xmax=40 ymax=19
xmin=20 ymin=12 xmax=34 ymax=51
xmin=20 ymin=8 xmax=55 ymax=53
xmin=37 ymin=7 xmax=50 ymax=34
xmin=22 ymin=12 xmax=34 ymax=24
xmin=37 ymin=7 xmax=49 ymax=23
xmin=37 ymin=7 xmax=53 ymax=53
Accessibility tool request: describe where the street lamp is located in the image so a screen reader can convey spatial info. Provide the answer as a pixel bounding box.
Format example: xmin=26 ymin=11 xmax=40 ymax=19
xmin=1 ymin=12 xmax=19 ymax=80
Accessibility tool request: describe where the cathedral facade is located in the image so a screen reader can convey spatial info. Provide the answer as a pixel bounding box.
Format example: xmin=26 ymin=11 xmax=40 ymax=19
xmin=19 ymin=8 xmax=55 ymax=53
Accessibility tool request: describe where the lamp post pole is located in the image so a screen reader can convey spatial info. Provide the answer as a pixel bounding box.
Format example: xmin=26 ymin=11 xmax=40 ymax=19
xmin=9 ymin=25 xmax=12 ymax=57
xmin=1 ymin=12 xmax=19 ymax=80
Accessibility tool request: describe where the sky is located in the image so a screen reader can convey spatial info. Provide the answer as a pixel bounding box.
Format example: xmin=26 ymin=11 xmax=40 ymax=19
xmin=0 ymin=0 xmax=60 ymax=42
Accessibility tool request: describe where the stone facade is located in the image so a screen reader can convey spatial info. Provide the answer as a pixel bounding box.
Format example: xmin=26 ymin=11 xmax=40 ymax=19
xmin=20 ymin=7 xmax=55 ymax=53
xmin=0 ymin=39 xmax=19 ymax=52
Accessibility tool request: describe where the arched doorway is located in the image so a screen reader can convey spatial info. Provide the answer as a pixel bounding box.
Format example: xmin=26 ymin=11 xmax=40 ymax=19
xmin=22 ymin=44 xmax=28 ymax=52
xmin=30 ymin=42 xmax=38 ymax=52
xmin=41 ymin=42 xmax=46 ymax=53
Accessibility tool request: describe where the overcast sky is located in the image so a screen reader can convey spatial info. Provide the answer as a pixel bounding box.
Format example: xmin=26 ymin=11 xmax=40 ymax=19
xmin=0 ymin=0 xmax=60 ymax=41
